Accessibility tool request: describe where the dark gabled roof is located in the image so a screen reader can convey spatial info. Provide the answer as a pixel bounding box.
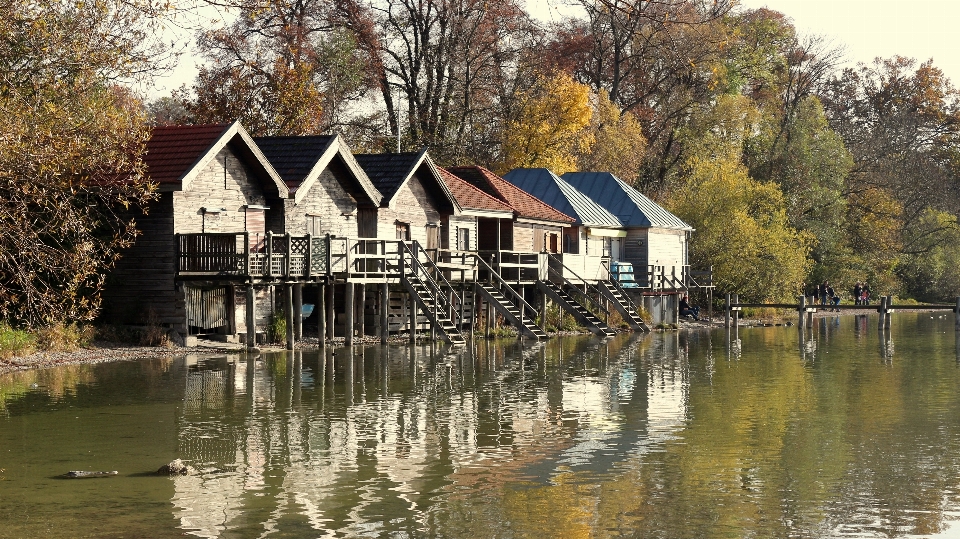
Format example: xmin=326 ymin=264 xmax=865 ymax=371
xmin=446 ymin=166 xmax=574 ymax=224
xmin=561 ymin=172 xmax=692 ymax=230
xmin=354 ymin=151 xmax=425 ymax=202
xmin=144 ymin=124 xmax=231 ymax=184
xmin=502 ymin=168 xmax=622 ymax=228
xmin=438 ymin=168 xmax=513 ymax=213
xmin=254 ymin=135 xmax=336 ymax=189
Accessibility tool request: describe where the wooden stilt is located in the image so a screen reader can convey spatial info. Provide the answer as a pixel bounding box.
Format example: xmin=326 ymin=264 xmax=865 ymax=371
xmin=345 ymin=282 xmax=355 ymax=346
xmin=878 ymin=296 xmax=888 ymax=331
xmin=409 ymin=291 xmax=417 ymax=343
xmin=293 ymin=283 xmax=303 ymax=340
xmin=358 ymin=284 xmax=366 ymax=339
xmin=725 ymin=293 xmax=731 ymax=329
xmin=732 ymin=293 xmax=739 ymax=328
xmin=326 ymin=283 xmax=335 ymax=341
xmin=485 ymin=299 xmax=492 ymax=339
xmin=380 ymin=283 xmax=389 ymax=344
xmin=284 ymin=284 xmax=294 ymax=350
xmin=227 ymin=285 xmax=237 ymax=336
xmin=246 ymin=284 xmax=256 ymax=350
xmin=798 ymin=295 xmax=806 ymax=328
xmin=955 ymin=297 xmax=960 ymax=331
xmin=317 ymin=283 xmax=325 ymax=343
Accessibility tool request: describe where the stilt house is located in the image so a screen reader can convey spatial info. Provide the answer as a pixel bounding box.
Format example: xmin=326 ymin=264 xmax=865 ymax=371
xmin=503 ymin=168 xmax=624 ymax=282
xmin=100 ymin=122 xmax=289 ymax=342
xmin=561 ymin=172 xmax=695 ymax=289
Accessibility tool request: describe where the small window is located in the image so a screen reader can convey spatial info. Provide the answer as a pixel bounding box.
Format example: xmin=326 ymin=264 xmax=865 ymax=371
xmin=549 ymin=233 xmax=559 ymax=253
xmin=457 ymin=228 xmax=470 ymax=251
xmin=306 ymin=215 xmax=322 ymax=236
xmin=396 ymin=222 xmax=411 ymax=240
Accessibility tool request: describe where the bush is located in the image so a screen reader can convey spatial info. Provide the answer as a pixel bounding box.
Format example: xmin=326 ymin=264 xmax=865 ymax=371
xmin=0 ymin=324 xmax=36 ymax=360
xmin=35 ymin=323 xmax=93 ymax=352
xmin=269 ymin=311 xmax=287 ymax=344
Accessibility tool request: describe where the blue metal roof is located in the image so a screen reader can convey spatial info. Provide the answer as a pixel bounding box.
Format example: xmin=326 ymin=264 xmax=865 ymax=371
xmin=561 ymin=172 xmax=692 ymax=231
xmin=503 ymin=168 xmax=622 ymax=228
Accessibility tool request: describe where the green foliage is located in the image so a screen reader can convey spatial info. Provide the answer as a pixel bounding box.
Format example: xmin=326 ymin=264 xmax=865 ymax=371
xmin=898 ymin=210 xmax=960 ymax=301
xmin=269 ymin=311 xmax=287 ymax=344
xmin=0 ymin=324 xmax=36 ymax=360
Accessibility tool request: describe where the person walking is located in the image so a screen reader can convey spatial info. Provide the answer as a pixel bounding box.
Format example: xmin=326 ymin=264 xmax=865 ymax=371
xmin=853 ymin=282 xmax=863 ymax=306
xmin=820 ymin=281 xmax=829 ymax=306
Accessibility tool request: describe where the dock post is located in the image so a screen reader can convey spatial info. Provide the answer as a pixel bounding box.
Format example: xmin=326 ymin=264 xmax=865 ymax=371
xmin=886 ymin=295 xmax=893 ymax=329
xmin=284 ymin=284 xmax=294 ymax=350
xmin=485 ymin=299 xmax=492 ymax=339
xmin=246 ymin=284 xmax=256 ymax=350
xmin=798 ymin=295 xmax=806 ymax=329
xmin=317 ymin=283 xmax=325 ymax=343
xmin=326 ymin=283 xmax=335 ymax=341
xmin=732 ymin=293 xmax=739 ymax=328
xmin=955 ymin=297 xmax=960 ymax=331
xmin=293 ymin=283 xmax=303 ymax=340
xmin=345 ymin=282 xmax=355 ymax=346
xmin=878 ymin=296 xmax=887 ymax=331
xmin=381 ymin=283 xmax=389 ymax=344
xmin=409 ymin=291 xmax=417 ymax=343
xmin=725 ymin=293 xmax=731 ymax=329
xmin=358 ymin=284 xmax=366 ymax=339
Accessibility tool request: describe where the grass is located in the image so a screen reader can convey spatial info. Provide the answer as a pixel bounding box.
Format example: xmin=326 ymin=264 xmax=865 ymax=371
xmin=0 ymin=322 xmax=95 ymax=360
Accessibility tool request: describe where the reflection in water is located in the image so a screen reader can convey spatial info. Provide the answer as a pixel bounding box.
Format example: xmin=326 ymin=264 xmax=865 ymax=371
xmin=4 ymin=315 xmax=960 ymax=538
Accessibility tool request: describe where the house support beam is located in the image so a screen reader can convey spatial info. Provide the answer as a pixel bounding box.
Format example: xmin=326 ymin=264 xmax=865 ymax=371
xmin=246 ymin=285 xmax=257 ymax=350
xmin=345 ymin=282 xmax=355 ymax=346
xmin=293 ymin=283 xmax=303 ymax=340
xmin=284 ymin=284 xmax=294 ymax=350
xmin=380 ymin=283 xmax=389 ymax=344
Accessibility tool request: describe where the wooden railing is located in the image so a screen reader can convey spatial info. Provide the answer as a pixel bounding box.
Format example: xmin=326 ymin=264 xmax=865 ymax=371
xmin=478 ymin=250 xmax=542 ymax=282
xmin=176 ymin=232 xmax=329 ymax=279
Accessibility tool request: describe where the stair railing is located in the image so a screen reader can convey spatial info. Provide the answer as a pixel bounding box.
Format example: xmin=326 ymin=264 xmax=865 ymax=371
xmin=546 ymin=254 xmax=609 ymax=316
xmin=600 ymin=259 xmax=642 ymax=315
xmin=399 ymin=241 xmax=453 ymax=324
xmin=473 ymin=254 xmax=539 ymax=321
xmin=411 ymin=241 xmax=461 ymax=322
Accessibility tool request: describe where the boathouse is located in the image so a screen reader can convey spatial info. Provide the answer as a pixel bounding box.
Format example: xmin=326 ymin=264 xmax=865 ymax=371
xmin=561 ymin=172 xmax=695 ymax=289
xmin=100 ymin=122 xmax=290 ymax=342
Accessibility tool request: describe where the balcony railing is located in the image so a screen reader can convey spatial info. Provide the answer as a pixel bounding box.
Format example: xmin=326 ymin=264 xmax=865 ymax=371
xmin=176 ymin=232 xmax=329 ymax=279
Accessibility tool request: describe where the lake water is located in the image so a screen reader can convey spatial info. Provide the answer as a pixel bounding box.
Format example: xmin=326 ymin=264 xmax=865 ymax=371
xmin=3 ymin=313 xmax=960 ymax=538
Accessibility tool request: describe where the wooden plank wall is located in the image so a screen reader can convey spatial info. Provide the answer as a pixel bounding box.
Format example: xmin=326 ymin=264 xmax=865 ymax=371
xmin=99 ymin=192 xmax=184 ymax=329
xmin=376 ymin=172 xmax=442 ymax=242
xmin=287 ymin=167 xmax=361 ymax=237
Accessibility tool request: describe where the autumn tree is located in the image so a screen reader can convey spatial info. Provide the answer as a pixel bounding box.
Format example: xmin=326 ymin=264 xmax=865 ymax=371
xmin=577 ymin=89 xmax=647 ymax=183
xmin=498 ymin=71 xmax=594 ymax=174
xmin=184 ymin=0 xmax=376 ymax=136
xmin=0 ymin=0 xmax=161 ymax=327
xmin=667 ymin=96 xmax=811 ymax=301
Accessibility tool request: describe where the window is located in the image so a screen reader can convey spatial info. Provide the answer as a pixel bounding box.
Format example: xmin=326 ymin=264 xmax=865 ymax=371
xmin=562 ymin=228 xmax=579 ymax=254
xmin=602 ymin=237 xmax=612 ymax=257
xmin=549 ymin=233 xmax=559 ymax=253
xmin=306 ymin=215 xmax=322 ymax=236
xmin=396 ymin=222 xmax=411 ymax=240
xmin=457 ymin=228 xmax=470 ymax=251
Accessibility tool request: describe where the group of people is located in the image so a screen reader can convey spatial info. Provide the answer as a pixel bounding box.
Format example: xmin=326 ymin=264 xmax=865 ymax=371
xmin=807 ymin=280 xmax=872 ymax=311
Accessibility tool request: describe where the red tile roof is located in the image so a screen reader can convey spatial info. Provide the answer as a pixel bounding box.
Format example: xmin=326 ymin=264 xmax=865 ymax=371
xmin=446 ymin=166 xmax=575 ymax=223
xmin=439 ymin=168 xmax=513 ymax=213
xmin=144 ymin=124 xmax=230 ymax=184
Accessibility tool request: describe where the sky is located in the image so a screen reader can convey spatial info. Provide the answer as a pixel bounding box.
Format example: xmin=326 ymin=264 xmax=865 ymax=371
xmin=148 ymin=0 xmax=960 ymax=98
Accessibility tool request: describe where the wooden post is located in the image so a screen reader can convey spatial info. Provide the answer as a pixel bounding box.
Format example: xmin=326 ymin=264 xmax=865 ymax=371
xmin=878 ymin=296 xmax=887 ymax=331
xmin=293 ymin=283 xmax=303 ymax=340
xmin=227 ymin=285 xmax=237 ymax=336
xmin=732 ymin=293 xmax=739 ymax=328
xmin=485 ymin=299 xmax=492 ymax=339
xmin=955 ymin=297 xmax=960 ymax=331
xmin=317 ymin=283 xmax=326 ymax=343
xmin=246 ymin=284 xmax=256 ymax=350
xmin=409 ymin=291 xmax=417 ymax=343
xmin=725 ymin=293 xmax=731 ymax=329
xmin=886 ymin=294 xmax=893 ymax=329
xmin=541 ymin=292 xmax=548 ymax=329
xmin=326 ymin=283 xmax=335 ymax=341
xmin=798 ymin=295 xmax=806 ymax=329
xmin=380 ymin=282 xmax=389 ymax=344
xmin=345 ymin=282 xmax=355 ymax=346
xmin=358 ymin=284 xmax=366 ymax=339
xmin=284 ymin=284 xmax=294 ymax=350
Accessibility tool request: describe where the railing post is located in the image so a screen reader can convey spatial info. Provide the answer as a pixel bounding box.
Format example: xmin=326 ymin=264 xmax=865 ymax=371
xmin=878 ymin=296 xmax=888 ymax=331
xmin=346 ymin=238 xmax=353 ymax=278
xmin=798 ymin=295 xmax=806 ymax=329
xmin=243 ymin=232 xmax=250 ymax=276
xmin=285 ymin=233 xmax=292 ymax=277
xmin=325 ymin=233 xmax=332 ymax=277
xmin=305 ymin=233 xmax=312 ymax=277
xmin=265 ymin=231 xmax=273 ymax=277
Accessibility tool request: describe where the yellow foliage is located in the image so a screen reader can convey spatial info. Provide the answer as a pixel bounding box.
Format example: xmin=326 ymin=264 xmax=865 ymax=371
xmin=577 ymin=89 xmax=647 ymax=183
xmin=499 ymin=71 xmax=594 ymax=174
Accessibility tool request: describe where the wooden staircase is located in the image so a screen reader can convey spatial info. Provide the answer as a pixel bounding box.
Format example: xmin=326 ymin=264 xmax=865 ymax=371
xmin=599 ymin=280 xmax=649 ymax=331
xmin=400 ymin=242 xmax=466 ymax=346
xmin=537 ymin=280 xmax=616 ymax=337
xmin=475 ymin=283 xmax=548 ymax=340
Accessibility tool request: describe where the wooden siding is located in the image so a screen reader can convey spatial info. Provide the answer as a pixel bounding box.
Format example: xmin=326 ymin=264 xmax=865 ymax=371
xmin=174 ymin=145 xmax=268 ymax=234
xmin=447 ymin=215 xmax=477 ymax=251
xmin=513 ymin=224 xmax=535 ymax=252
xmin=287 ymin=167 xmax=361 ymax=237
xmin=376 ymin=172 xmax=442 ymax=244
xmin=647 ymin=228 xmax=686 ymax=267
xmin=100 ymin=192 xmax=184 ymax=330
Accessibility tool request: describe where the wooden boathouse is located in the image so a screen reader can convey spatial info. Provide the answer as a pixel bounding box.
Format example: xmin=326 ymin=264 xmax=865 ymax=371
xmin=103 ymin=123 xmax=662 ymax=348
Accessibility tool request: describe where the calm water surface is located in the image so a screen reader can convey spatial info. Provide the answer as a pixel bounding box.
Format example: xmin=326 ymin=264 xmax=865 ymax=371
xmin=3 ymin=313 xmax=960 ymax=538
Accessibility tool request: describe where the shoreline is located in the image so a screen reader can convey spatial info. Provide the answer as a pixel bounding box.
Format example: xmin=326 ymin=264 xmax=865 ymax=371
xmin=0 ymin=308 xmax=947 ymax=376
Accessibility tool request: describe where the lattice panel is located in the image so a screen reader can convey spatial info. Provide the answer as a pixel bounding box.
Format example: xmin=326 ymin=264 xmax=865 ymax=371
xmin=310 ymin=237 xmax=328 ymax=274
